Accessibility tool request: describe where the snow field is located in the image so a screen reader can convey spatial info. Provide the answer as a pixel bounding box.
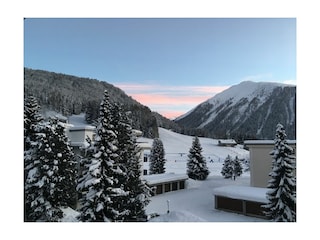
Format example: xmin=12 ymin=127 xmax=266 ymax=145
xmin=142 ymin=128 xmax=264 ymax=222
xmin=157 ymin=127 xmax=249 ymax=177
xmin=146 ymin=175 xmax=266 ymax=222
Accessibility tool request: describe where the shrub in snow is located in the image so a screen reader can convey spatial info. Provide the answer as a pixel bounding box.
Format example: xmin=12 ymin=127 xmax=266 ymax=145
xmin=263 ymin=123 xmax=296 ymax=222
xmin=149 ymin=138 xmax=166 ymax=174
xmin=221 ymin=155 xmax=243 ymax=180
xmin=187 ymin=136 xmax=209 ymax=180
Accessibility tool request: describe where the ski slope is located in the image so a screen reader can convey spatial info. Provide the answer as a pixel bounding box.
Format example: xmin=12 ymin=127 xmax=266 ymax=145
xmin=157 ymin=127 xmax=249 ymax=176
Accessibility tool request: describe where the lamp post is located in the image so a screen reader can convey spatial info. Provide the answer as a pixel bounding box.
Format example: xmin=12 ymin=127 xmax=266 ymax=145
xmin=167 ymin=200 xmax=170 ymax=214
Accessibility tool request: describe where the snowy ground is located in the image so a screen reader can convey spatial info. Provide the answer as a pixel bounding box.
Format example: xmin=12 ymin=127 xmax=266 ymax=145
xmin=146 ymin=176 xmax=267 ymax=222
xmin=140 ymin=128 xmax=267 ymax=222
xmin=143 ymin=127 xmax=250 ymax=176
xmin=15 ymin=115 xmax=308 ymax=239
xmin=62 ymin=118 xmax=261 ymax=222
xmin=60 ymin=176 xmax=265 ymax=222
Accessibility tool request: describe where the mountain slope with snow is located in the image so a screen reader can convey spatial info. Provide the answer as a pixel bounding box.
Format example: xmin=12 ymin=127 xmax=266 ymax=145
xmin=176 ymin=81 xmax=296 ymax=140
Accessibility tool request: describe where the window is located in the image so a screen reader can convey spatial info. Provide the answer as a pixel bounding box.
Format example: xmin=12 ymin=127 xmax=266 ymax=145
xmin=143 ymin=154 xmax=148 ymax=162
xmin=165 ymin=183 xmax=171 ymax=192
xmin=156 ymin=185 xmax=163 ymax=195
xmin=179 ymin=181 xmax=185 ymax=189
xmin=172 ymin=182 xmax=178 ymax=191
xmin=143 ymin=169 xmax=148 ymax=175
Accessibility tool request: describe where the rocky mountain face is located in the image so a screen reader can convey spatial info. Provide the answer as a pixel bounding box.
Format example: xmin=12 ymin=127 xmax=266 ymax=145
xmin=175 ymin=81 xmax=296 ymax=141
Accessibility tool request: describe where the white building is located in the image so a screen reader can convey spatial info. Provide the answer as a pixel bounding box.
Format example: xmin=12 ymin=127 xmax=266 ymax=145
xmin=136 ymin=136 xmax=153 ymax=176
xmin=244 ymin=140 xmax=296 ymax=188
xmin=66 ymin=126 xmax=95 ymax=153
xmin=143 ymin=173 xmax=188 ymax=195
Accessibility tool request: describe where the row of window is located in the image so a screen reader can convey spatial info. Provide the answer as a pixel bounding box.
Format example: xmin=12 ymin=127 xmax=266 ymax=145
xmin=152 ymin=180 xmax=185 ymax=195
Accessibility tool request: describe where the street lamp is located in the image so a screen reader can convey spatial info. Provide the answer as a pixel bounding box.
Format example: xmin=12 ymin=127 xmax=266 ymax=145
xmin=167 ymin=200 xmax=170 ymax=214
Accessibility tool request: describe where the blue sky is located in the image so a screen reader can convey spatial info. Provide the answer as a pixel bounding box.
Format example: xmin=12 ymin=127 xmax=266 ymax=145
xmin=24 ymin=18 xmax=296 ymax=118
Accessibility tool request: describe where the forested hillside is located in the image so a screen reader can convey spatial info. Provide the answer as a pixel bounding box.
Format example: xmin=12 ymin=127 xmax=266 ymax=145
xmin=24 ymin=68 xmax=159 ymax=138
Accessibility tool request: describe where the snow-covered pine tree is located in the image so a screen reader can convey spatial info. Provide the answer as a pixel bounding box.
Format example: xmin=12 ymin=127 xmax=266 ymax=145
xmin=47 ymin=118 xmax=77 ymax=208
xmin=232 ymin=156 xmax=243 ymax=180
xmin=221 ymin=155 xmax=233 ymax=179
xmin=25 ymin=121 xmax=64 ymax=221
xmin=149 ymin=138 xmax=166 ymax=174
xmin=115 ymin=108 xmax=151 ymax=221
xmin=24 ymin=96 xmax=44 ymax=220
xmin=24 ymin=96 xmax=44 ymax=180
xmin=187 ymin=136 xmax=209 ymax=180
xmin=77 ymin=90 xmax=127 ymax=222
xmin=109 ymin=103 xmax=131 ymax=221
xmin=221 ymin=155 xmax=243 ymax=180
xmin=24 ymin=96 xmax=43 ymax=140
xmin=263 ymin=123 xmax=296 ymax=222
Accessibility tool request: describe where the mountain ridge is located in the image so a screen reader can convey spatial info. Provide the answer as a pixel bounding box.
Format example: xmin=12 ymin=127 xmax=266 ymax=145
xmin=175 ymin=81 xmax=296 ymax=140
xmin=24 ymin=68 xmax=162 ymax=138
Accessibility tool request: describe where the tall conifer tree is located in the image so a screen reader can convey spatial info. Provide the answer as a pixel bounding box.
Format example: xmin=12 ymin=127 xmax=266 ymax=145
xmin=149 ymin=138 xmax=166 ymax=174
xmin=109 ymin=103 xmax=131 ymax=221
xmin=47 ymin=118 xmax=77 ymax=208
xmin=187 ymin=136 xmax=209 ymax=180
xmin=24 ymin=96 xmax=44 ymax=181
xmin=24 ymin=96 xmax=55 ymax=221
xmin=115 ymin=108 xmax=151 ymax=221
xmin=25 ymin=121 xmax=64 ymax=221
xmin=77 ymin=90 xmax=127 ymax=221
xmin=263 ymin=123 xmax=296 ymax=222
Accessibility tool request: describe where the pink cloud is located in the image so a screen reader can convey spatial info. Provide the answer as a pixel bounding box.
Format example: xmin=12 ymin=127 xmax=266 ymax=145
xmin=158 ymin=110 xmax=186 ymax=120
xmin=130 ymin=93 xmax=211 ymax=105
xmin=116 ymin=83 xmax=228 ymax=95
xmin=114 ymin=83 xmax=229 ymax=119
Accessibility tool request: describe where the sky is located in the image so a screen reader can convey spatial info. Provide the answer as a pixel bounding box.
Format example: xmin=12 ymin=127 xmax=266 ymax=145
xmin=24 ymin=18 xmax=296 ymax=119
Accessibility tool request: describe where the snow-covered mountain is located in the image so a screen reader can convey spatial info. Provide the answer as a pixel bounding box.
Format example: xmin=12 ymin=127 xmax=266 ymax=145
xmin=175 ymin=81 xmax=296 ymax=140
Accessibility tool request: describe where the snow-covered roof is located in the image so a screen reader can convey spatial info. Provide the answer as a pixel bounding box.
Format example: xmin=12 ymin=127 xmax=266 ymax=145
xmin=244 ymin=140 xmax=296 ymax=145
xmin=43 ymin=110 xmax=68 ymax=121
xmin=143 ymin=173 xmax=188 ymax=185
xmin=132 ymin=129 xmax=143 ymax=137
xmin=68 ymin=126 xmax=96 ymax=131
xmin=70 ymin=141 xmax=89 ymax=147
xmin=213 ymin=185 xmax=268 ymax=203
xmin=218 ymin=139 xmax=237 ymax=144
xmin=137 ymin=137 xmax=153 ymax=144
xmin=137 ymin=137 xmax=153 ymax=149
xmin=137 ymin=142 xmax=151 ymax=149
